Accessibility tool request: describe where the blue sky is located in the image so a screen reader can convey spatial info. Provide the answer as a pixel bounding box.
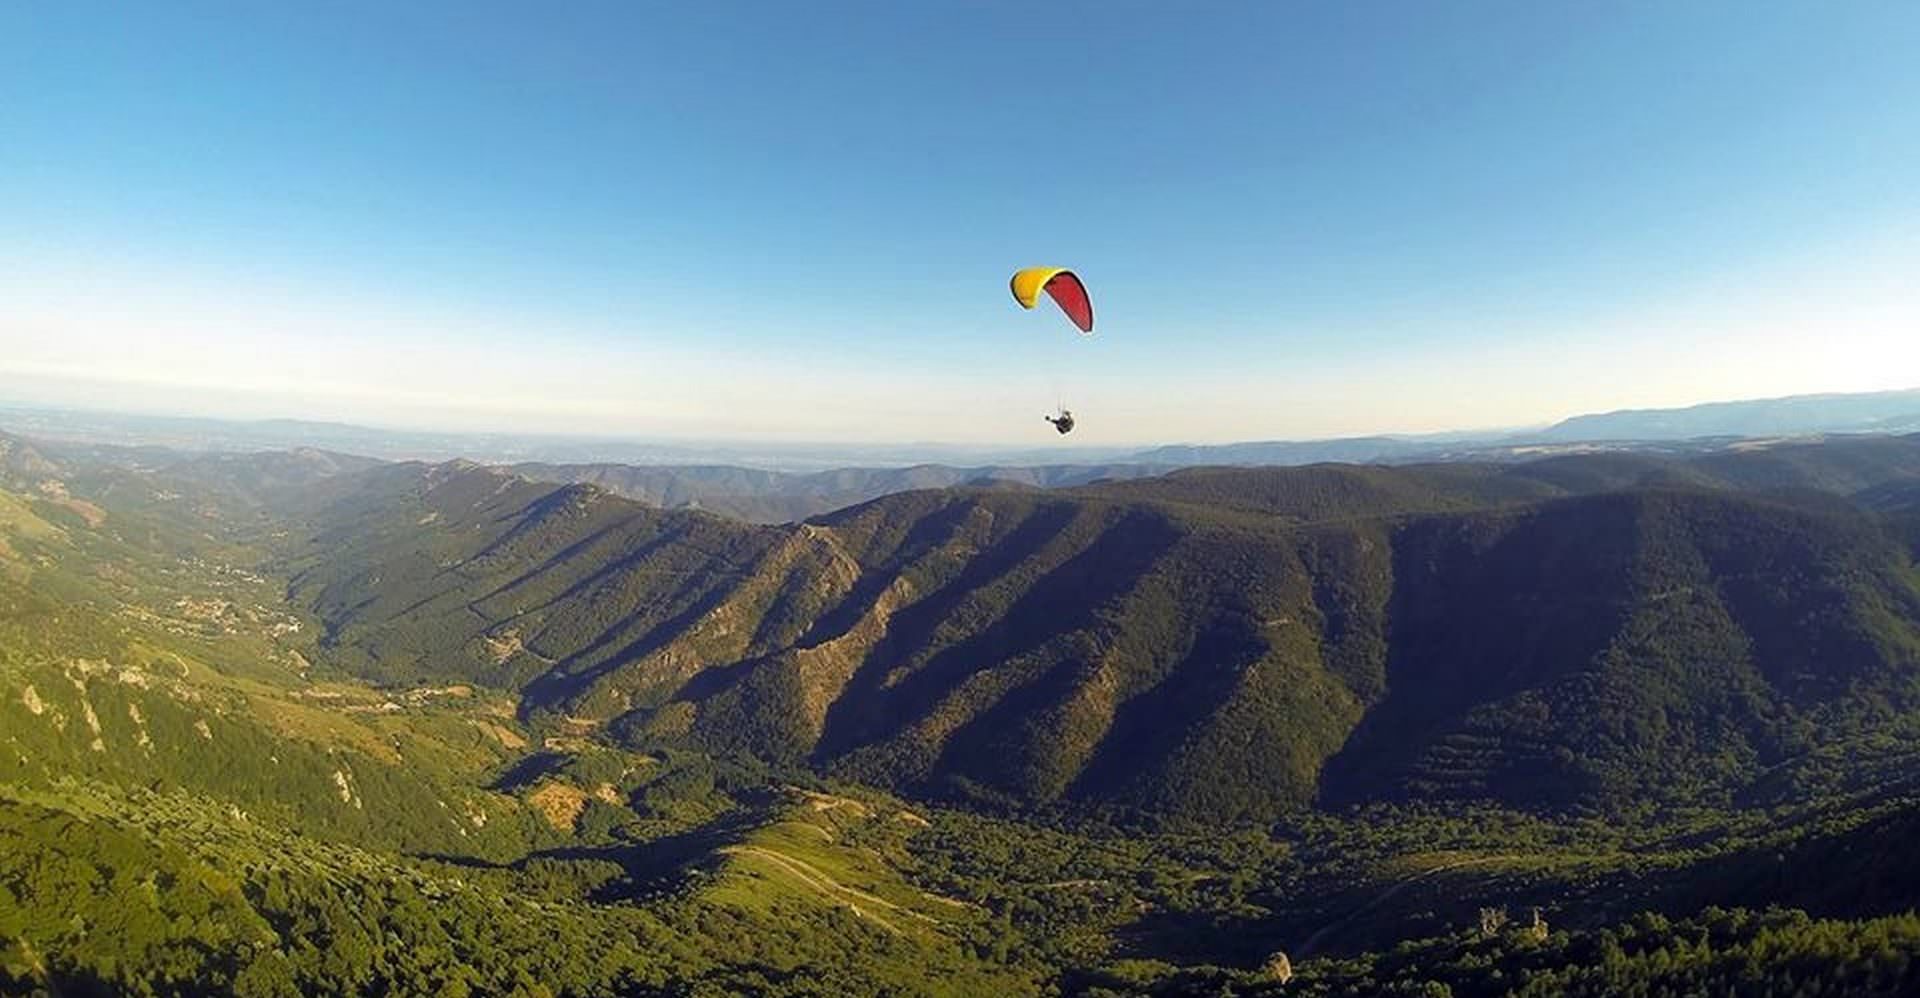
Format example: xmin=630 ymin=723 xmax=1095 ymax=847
xmin=3 ymin=2 xmax=1917 ymax=444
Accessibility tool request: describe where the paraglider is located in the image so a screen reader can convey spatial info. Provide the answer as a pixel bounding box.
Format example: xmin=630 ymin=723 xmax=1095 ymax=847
xmin=1009 ymin=267 xmax=1093 ymax=334
xmin=1010 ymin=267 xmax=1093 ymax=436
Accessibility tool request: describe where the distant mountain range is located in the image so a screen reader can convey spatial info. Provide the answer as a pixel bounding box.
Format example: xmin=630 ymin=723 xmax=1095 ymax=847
xmin=5 ymin=386 xmax=1917 ymax=466
xmin=1132 ymin=388 xmax=1920 ymax=464
xmin=0 ymin=405 xmax=1139 ymax=469
xmin=502 ymin=460 xmax=1174 ymax=523
xmin=8 ymin=387 xmax=1920 ymax=524
xmin=1535 ymin=388 xmax=1920 ymax=442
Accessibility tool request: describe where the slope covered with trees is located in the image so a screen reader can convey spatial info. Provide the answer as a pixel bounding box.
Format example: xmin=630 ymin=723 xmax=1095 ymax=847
xmin=11 ymin=430 xmax=1920 ymax=995
xmin=268 ymin=439 xmax=1920 ymax=825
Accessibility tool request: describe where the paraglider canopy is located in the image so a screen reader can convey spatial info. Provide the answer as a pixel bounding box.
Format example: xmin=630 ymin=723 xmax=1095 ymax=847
xmin=1010 ymin=267 xmax=1093 ymax=334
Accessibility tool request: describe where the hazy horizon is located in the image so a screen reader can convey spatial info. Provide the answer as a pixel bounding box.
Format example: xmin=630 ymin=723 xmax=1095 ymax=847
xmin=9 ymin=383 xmax=1920 ymax=469
xmin=6 ymin=4 xmax=1917 ymax=445
xmin=1 ymin=371 xmax=1561 ymax=450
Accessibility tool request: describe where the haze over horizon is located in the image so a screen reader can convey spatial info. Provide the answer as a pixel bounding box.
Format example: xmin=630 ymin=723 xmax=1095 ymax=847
xmin=6 ymin=3 xmax=1918 ymax=445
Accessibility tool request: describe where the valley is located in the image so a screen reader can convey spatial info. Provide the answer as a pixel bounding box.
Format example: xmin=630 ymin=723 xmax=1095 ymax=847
xmin=13 ymin=2 xmax=1917 ymax=990
xmin=6 ymin=429 xmax=1920 ymax=995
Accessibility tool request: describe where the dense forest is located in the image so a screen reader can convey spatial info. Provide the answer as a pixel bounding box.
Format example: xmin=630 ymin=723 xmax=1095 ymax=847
xmin=7 ymin=430 xmax=1920 ymax=995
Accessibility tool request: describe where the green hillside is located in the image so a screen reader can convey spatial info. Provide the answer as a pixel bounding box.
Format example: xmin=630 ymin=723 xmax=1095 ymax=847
xmin=11 ymin=431 xmax=1920 ymax=994
xmin=263 ymin=442 xmax=1920 ymax=826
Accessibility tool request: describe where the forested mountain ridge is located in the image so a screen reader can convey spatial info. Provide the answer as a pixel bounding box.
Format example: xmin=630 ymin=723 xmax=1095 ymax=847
xmin=503 ymin=429 xmax=1920 ymax=524
xmin=265 ymin=436 xmax=1920 ymax=823
xmin=0 ymin=445 xmax=1037 ymax=995
xmin=507 ymin=460 xmax=1172 ymax=523
xmin=12 ymin=429 xmax=1920 ymax=994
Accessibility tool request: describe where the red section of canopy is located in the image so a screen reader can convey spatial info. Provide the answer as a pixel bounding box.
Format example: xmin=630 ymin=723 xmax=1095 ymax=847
xmin=1043 ymin=272 xmax=1094 ymax=334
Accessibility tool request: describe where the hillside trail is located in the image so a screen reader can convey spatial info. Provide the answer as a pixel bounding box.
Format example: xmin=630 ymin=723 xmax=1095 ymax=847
xmin=1295 ymin=854 xmax=1514 ymax=960
xmin=719 ymin=845 xmax=943 ymax=932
